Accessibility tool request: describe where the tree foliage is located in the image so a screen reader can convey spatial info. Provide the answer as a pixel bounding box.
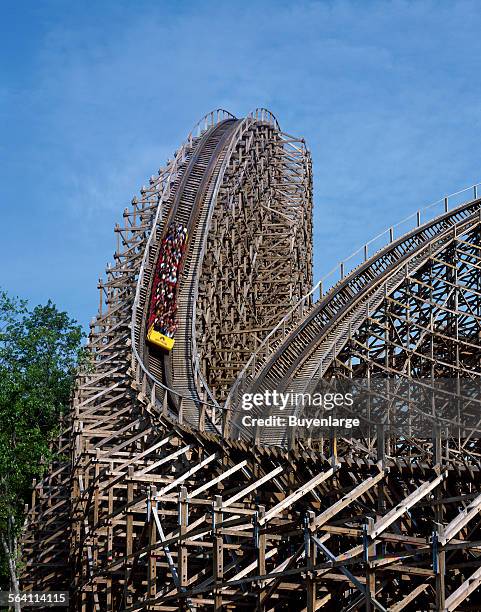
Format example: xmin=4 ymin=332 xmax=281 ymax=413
xmin=0 ymin=290 xmax=85 ymax=589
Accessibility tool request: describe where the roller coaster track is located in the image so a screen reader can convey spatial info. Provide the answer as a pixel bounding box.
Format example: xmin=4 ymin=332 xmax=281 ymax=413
xmin=134 ymin=117 xmax=241 ymax=429
xmin=228 ymin=190 xmax=481 ymax=445
xmin=20 ymin=109 xmax=481 ymax=612
xmin=131 ymin=108 xmax=311 ymax=431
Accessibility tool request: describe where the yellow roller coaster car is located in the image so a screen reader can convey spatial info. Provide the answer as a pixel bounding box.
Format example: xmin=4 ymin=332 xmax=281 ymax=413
xmin=147 ymin=325 xmax=175 ymax=351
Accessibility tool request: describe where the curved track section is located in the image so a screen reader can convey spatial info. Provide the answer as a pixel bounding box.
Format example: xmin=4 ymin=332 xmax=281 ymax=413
xmin=229 ymin=191 xmax=481 ymax=446
xmin=135 ymin=118 xmax=241 ymax=427
xmin=132 ymin=109 xmax=312 ymax=432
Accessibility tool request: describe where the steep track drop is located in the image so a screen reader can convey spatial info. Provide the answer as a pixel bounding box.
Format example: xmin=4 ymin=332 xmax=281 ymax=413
xmin=139 ymin=118 xmax=240 ymax=428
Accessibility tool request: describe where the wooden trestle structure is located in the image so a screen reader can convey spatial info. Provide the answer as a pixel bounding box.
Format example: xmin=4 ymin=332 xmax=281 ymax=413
xmin=20 ymin=110 xmax=481 ymax=611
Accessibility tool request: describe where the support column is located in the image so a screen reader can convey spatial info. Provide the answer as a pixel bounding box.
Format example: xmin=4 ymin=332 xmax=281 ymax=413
xmin=213 ymin=496 xmax=223 ymax=610
xmin=179 ymin=487 xmax=188 ymax=610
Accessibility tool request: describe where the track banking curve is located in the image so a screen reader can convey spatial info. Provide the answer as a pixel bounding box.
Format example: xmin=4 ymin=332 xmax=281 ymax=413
xmin=134 ymin=116 xmax=239 ymax=430
xmin=131 ymin=108 xmax=310 ymax=433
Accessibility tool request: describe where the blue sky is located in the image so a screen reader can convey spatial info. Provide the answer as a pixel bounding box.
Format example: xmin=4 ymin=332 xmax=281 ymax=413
xmin=2 ymin=0 xmax=481 ymax=329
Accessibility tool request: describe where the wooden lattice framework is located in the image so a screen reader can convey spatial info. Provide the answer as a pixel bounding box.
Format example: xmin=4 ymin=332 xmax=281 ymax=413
xmin=20 ymin=110 xmax=481 ymax=612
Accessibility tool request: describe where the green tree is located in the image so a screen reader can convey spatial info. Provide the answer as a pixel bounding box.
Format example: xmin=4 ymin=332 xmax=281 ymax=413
xmin=0 ymin=290 xmax=85 ymax=599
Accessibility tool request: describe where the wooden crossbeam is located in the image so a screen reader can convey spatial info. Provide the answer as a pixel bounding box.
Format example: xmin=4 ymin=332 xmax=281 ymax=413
xmin=135 ymin=445 xmax=192 ymax=476
xmin=312 ymin=536 xmax=387 ymax=612
xmin=259 ymin=465 xmax=339 ymax=525
xmin=153 ymin=453 xmax=218 ymax=498
xmin=445 ymin=565 xmax=481 ymax=611
xmin=227 ymin=548 xmax=277 ymax=582
xmin=440 ymin=491 xmax=481 ymax=545
xmin=312 ymin=467 xmax=384 ymax=529
xmin=369 ymin=472 xmax=446 ymax=539
xmin=116 ymin=435 xmax=171 ymax=472
xmin=189 ymin=460 xmax=247 ymax=499
xmin=223 ymin=465 xmax=283 ymax=508
xmin=389 ymin=582 xmax=430 ymax=612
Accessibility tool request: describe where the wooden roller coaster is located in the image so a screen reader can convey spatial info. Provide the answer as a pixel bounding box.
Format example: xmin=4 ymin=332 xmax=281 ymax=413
xmin=20 ymin=109 xmax=481 ymax=611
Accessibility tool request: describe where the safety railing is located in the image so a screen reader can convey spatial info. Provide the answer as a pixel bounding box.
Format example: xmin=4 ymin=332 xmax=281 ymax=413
xmin=249 ymin=107 xmax=280 ymax=130
xmin=188 ymin=109 xmax=236 ymax=144
xmin=318 ymin=183 xmax=481 ymax=300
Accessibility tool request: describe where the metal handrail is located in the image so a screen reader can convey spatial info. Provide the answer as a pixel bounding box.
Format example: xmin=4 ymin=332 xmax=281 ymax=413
xmin=249 ymin=107 xmax=280 ymax=130
xmin=188 ymin=109 xmax=236 ymax=141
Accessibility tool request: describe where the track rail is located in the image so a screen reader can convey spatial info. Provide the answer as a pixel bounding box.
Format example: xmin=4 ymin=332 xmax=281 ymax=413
xmin=160 ymin=119 xmax=241 ymax=423
xmin=132 ymin=109 xmax=285 ymax=431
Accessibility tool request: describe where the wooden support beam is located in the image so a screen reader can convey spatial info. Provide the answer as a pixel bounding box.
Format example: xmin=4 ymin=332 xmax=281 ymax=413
xmin=223 ymin=465 xmax=283 ymax=508
xmin=389 ymin=583 xmax=430 ymax=612
xmin=311 ymin=537 xmax=387 ymax=612
xmin=189 ymin=460 xmax=247 ymax=499
xmin=440 ymin=491 xmax=481 ymax=545
xmin=213 ymin=496 xmax=223 ymax=611
xmin=369 ymin=472 xmax=446 ymax=539
xmin=445 ymin=565 xmax=481 ymax=611
xmin=312 ymin=467 xmax=384 ymax=529
xmin=259 ymin=465 xmax=338 ymax=525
